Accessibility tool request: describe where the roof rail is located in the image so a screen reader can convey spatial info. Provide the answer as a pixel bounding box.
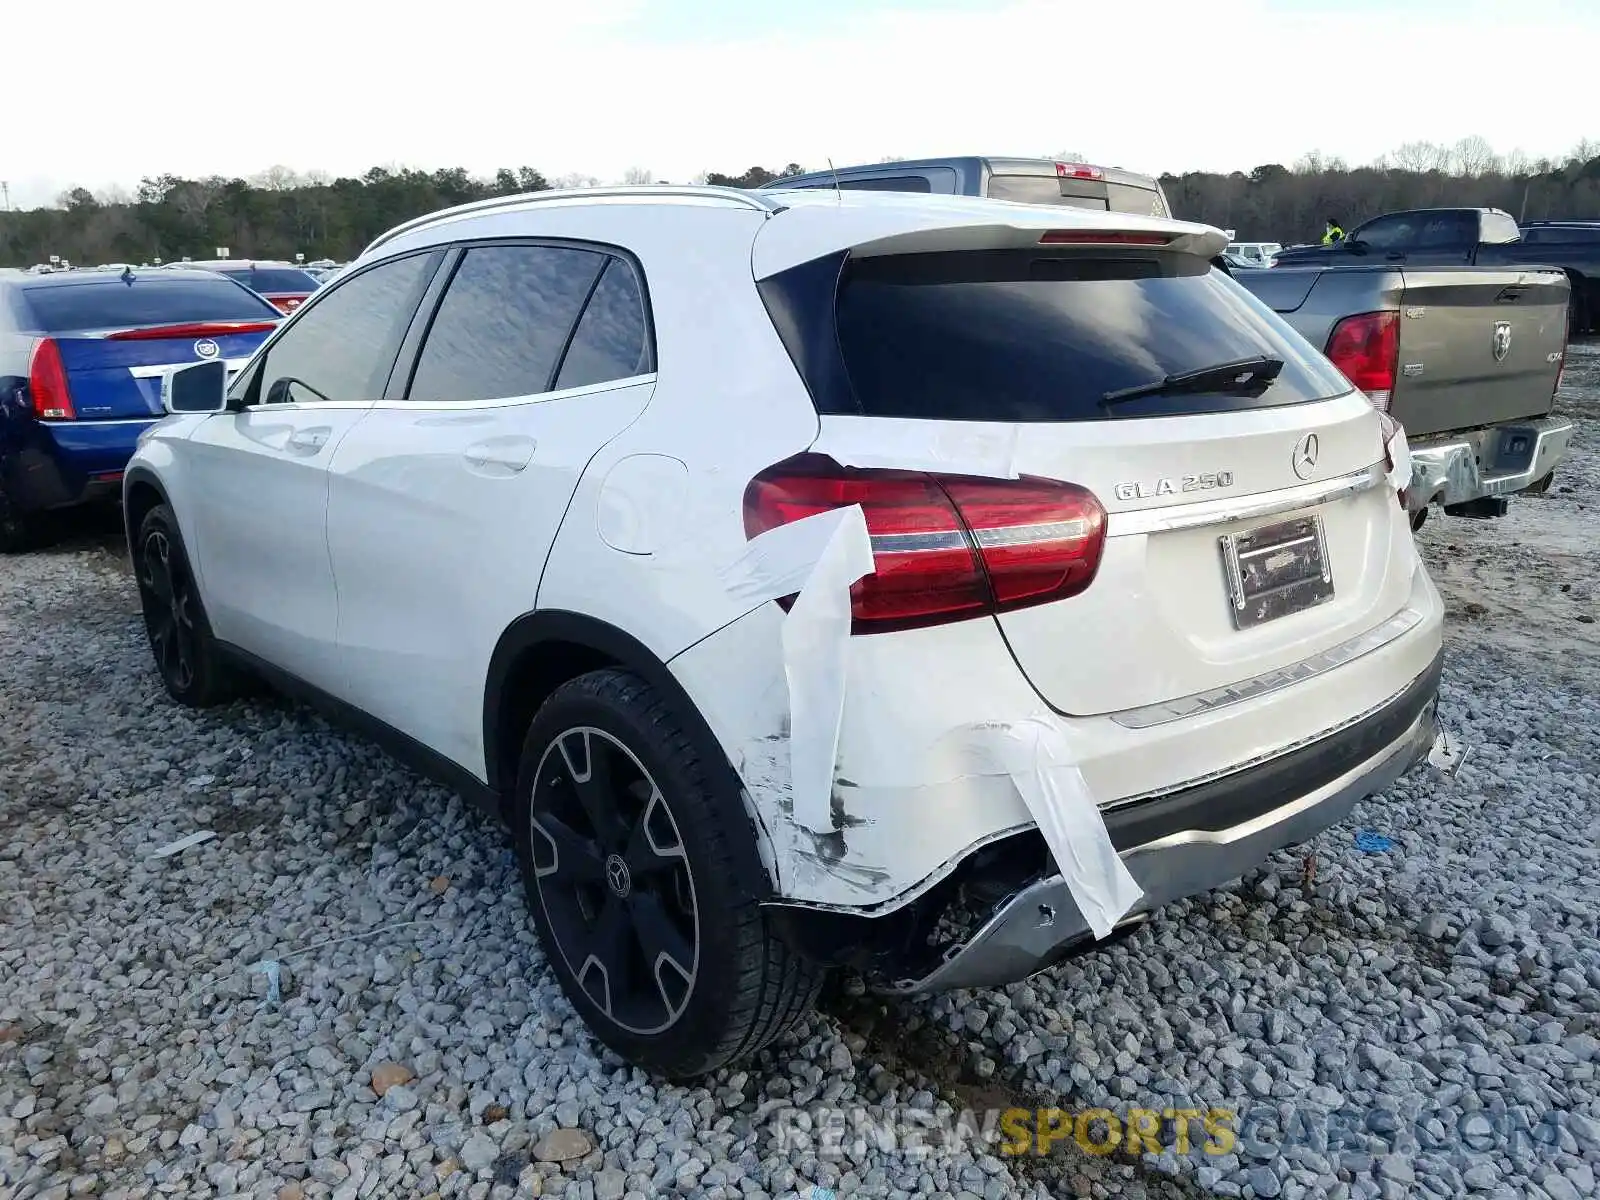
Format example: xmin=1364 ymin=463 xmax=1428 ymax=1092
xmin=362 ymin=185 xmax=784 ymax=257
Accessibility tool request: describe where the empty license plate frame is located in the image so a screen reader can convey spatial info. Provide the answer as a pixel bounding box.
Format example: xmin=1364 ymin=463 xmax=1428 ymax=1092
xmin=1218 ymin=514 xmax=1334 ymax=630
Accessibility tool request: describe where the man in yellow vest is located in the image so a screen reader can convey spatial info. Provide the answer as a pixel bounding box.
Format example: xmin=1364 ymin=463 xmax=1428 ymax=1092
xmin=1323 ymin=216 xmax=1346 ymax=245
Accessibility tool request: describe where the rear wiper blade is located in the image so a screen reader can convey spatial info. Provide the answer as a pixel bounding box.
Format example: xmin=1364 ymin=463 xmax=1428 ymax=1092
xmin=1102 ymin=355 xmax=1285 ymax=407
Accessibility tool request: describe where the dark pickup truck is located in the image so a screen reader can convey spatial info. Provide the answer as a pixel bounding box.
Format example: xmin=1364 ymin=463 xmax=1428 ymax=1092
xmin=1272 ymin=208 xmax=1600 ymax=335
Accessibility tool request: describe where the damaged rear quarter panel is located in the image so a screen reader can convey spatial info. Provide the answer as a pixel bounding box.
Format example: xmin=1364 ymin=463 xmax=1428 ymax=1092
xmin=668 ymin=601 xmax=1056 ymax=910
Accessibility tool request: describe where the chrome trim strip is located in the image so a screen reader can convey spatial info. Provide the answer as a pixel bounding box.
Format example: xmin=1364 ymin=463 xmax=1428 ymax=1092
xmin=41 ymin=417 xmax=160 ymax=427
xmin=1107 ymin=464 xmax=1385 ymax=537
xmin=973 ymin=519 xmax=1091 ymax=547
xmin=1108 ymin=606 xmax=1426 ymax=731
xmin=871 ymin=530 xmax=968 ymax=553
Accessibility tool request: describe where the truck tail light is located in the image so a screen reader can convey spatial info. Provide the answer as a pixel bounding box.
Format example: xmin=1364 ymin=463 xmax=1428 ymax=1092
xmin=744 ymin=455 xmax=1106 ymax=634
xmin=1325 ymin=311 xmax=1399 ymax=412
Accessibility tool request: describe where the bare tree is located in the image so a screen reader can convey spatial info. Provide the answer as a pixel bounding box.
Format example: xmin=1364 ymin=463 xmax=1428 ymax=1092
xmin=621 ymin=166 xmax=653 ymax=185
xmin=1392 ymin=141 xmax=1449 ymax=173
xmin=1450 ymin=136 xmax=1500 ymax=177
xmin=252 ymin=165 xmax=302 ymax=191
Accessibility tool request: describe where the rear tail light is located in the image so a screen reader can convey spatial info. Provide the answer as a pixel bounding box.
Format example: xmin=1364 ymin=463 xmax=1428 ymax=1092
xmin=1554 ymin=321 xmax=1569 ymax=399
xmin=1055 ymin=162 xmax=1105 ymax=181
xmin=1324 ymin=311 xmax=1398 ymax=412
xmin=28 ymin=338 xmax=76 ymax=420
xmin=107 ymin=320 xmax=279 ymax=340
xmin=743 ymin=454 xmax=1107 ymax=633
xmin=269 ymin=295 xmax=306 ymax=314
xmin=1039 ymin=230 xmax=1172 ymax=246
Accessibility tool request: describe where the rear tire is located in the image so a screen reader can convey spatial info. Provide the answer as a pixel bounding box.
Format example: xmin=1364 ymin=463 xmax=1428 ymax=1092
xmin=1409 ymin=507 xmax=1429 ymax=533
xmin=1523 ymin=470 xmax=1556 ymax=496
xmin=133 ymin=504 xmax=244 ymax=707
xmin=511 ymin=668 xmax=825 ymax=1079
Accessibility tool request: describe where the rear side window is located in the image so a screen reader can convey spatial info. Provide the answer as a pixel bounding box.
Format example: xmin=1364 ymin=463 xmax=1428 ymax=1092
xmin=763 ymin=249 xmax=1352 ymax=422
xmin=1523 ymin=226 xmax=1600 ymax=244
xmin=20 ymin=277 xmax=279 ymax=332
xmin=249 ymin=252 xmax=435 ymax=406
xmin=554 ymin=258 xmax=652 ymax=390
xmin=407 ymin=245 xmax=605 ymax=403
xmin=834 ymin=176 xmax=933 ymax=193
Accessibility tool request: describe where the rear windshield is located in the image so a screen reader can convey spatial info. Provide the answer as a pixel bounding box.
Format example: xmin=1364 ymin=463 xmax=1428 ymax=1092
xmin=20 ymin=277 xmax=281 ymax=332
xmin=250 ymin=268 xmax=319 ymax=292
xmin=986 ymin=174 xmax=1170 ymax=218
xmin=1107 ymin=183 xmax=1169 ymax=218
xmin=770 ymin=249 xmax=1352 ymax=422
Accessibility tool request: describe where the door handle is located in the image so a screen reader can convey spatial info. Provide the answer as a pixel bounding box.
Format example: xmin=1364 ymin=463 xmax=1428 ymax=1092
xmin=464 ymin=435 xmax=537 ymax=475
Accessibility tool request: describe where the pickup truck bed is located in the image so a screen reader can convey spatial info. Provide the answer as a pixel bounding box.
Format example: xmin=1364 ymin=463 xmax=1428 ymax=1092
xmin=1236 ymin=262 xmax=1572 ymax=517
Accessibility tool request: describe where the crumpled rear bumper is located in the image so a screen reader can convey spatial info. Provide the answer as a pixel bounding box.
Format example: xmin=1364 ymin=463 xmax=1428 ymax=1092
xmin=1407 ymin=415 xmax=1573 ymax=511
xmin=886 ymin=648 xmax=1442 ymax=994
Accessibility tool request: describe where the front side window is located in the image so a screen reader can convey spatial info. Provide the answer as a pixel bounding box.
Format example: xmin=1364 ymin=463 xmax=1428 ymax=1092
xmin=1352 ymin=216 xmax=1417 ymax=250
xmin=407 ymin=245 xmax=605 ymax=403
xmin=248 ymin=251 xmax=434 ymax=406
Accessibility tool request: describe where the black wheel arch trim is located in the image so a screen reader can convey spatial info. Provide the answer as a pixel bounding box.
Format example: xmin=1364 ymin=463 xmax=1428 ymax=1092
xmin=122 ymin=465 xmax=171 ymax=551
xmin=484 ymin=609 xmax=775 ymax=901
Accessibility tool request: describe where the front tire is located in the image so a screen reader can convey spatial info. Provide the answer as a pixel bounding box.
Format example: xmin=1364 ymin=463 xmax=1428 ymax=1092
xmin=511 ymin=668 xmax=824 ymax=1079
xmin=134 ymin=504 xmax=242 ymax=707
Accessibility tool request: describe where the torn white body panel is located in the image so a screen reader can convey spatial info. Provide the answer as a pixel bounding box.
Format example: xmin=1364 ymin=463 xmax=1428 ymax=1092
xmin=981 ymin=719 xmax=1143 ymax=940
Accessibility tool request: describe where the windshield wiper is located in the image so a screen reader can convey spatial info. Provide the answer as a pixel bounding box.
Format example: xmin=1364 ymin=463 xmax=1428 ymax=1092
xmin=1102 ymin=355 xmax=1285 ymax=407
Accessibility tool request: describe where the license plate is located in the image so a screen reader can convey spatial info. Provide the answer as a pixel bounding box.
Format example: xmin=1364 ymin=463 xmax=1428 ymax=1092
xmin=1218 ymin=515 xmax=1334 ymax=629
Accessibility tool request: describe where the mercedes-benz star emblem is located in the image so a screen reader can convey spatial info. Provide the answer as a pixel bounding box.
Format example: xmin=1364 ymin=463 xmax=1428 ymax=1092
xmin=1492 ymin=321 xmax=1512 ymax=363
xmin=604 ymin=853 xmax=631 ymax=898
xmin=1291 ymin=432 xmax=1320 ymax=481
xmin=194 ymin=338 xmax=220 ymax=359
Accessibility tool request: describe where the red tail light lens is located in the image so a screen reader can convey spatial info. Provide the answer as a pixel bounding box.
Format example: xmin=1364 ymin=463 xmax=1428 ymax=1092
xmin=28 ymin=337 xmax=76 ymax=420
xmin=743 ymin=455 xmax=1107 ymax=633
xmin=270 ymin=295 xmax=306 ymax=313
xmin=1039 ymin=230 xmax=1172 ymax=246
xmin=1055 ymin=162 xmax=1105 ymax=181
xmin=1324 ymin=311 xmax=1399 ymax=411
xmin=107 ymin=320 xmax=279 ymax=341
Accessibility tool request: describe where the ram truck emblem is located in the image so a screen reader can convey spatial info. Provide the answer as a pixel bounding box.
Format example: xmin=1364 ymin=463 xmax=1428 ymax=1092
xmin=1492 ymin=321 xmax=1512 ymax=363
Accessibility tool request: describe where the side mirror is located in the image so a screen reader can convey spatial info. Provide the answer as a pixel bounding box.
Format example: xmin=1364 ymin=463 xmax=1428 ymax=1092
xmin=162 ymin=359 xmax=229 ymax=415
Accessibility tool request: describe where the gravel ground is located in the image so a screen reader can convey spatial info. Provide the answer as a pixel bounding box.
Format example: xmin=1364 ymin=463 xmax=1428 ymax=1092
xmin=3 ymin=347 xmax=1598 ymax=1200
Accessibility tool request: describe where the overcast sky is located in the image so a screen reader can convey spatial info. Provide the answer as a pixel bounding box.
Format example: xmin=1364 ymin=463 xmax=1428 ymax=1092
xmin=4 ymin=0 xmax=1597 ymax=210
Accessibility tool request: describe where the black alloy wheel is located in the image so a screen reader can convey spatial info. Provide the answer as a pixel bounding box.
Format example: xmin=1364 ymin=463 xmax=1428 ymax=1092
xmin=528 ymin=726 xmax=700 ymax=1037
xmin=139 ymin=525 xmax=200 ymax=695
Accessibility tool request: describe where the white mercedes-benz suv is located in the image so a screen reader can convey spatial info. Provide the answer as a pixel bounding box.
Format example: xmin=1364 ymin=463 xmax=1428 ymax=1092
xmin=125 ymin=186 xmax=1443 ymax=1079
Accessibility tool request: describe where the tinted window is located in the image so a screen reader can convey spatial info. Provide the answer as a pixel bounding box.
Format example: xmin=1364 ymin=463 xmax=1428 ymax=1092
xmin=1352 ymin=215 xmax=1418 ymax=250
xmin=408 ymin=245 xmax=604 ymax=403
xmin=21 ymin=277 xmax=279 ymax=332
xmin=1417 ymin=212 xmax=1475 ymax=248
xmin=251 ymin=268 xmax=320 ymax=292
xmin=1106 ymin=182 xmax=1169 ymax=218
xmin=834 ymin=175 xmax=933 ymax=193
xmin=820 ymin=249 xmax=1350 ymax=422
xmin=987 ymin=175 xmax=1077 ymax=205
xmin=250 ymin=252 xmax=433 ymax=406
xmin=554 ymin=258 xmax=651 ymax=390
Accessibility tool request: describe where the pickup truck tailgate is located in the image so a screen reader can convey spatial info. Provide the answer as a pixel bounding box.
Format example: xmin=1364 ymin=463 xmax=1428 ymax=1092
xmin=1389 ymin=267 xmax=1567 ymax=437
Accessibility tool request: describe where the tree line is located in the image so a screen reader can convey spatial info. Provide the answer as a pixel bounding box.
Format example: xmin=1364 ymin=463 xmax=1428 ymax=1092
xmin=3 ymin=139 xmax=1598 ymax=268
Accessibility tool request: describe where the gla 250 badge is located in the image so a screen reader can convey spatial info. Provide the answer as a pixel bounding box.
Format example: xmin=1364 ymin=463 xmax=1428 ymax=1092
xmin=1113 ymin=471 xmax=1235 ymax=502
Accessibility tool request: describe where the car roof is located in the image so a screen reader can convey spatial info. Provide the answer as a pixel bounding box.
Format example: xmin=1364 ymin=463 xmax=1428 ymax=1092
xmin=354 ymin=185 xmax=1225 ymax=281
